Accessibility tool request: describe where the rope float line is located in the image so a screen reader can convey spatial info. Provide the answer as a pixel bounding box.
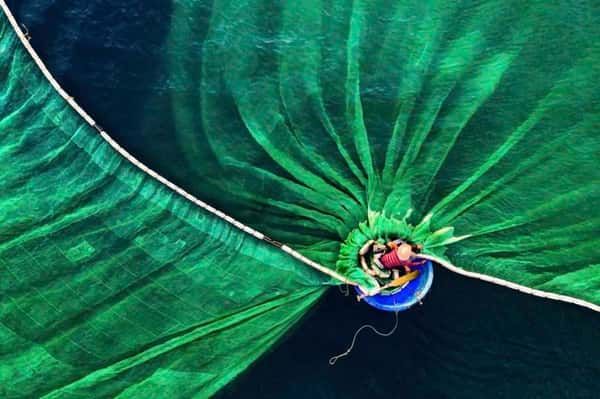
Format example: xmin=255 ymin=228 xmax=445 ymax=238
xmin=2 ymin=1 xmax=600 ymax=311
xmin=417 ymin=254 xmax=600 ymax=313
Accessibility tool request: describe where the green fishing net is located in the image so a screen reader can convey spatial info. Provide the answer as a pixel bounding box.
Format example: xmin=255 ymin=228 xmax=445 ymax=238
xmin=0 ymin=10 xmax=325 ymax=397
xmin=161 ymin=0 xmax=600 ymax=297
xmin=1 ymin=0 xmax=599 ymax=397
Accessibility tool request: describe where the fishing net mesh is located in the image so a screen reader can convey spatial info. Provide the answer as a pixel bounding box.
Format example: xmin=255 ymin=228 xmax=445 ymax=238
xmin=0 ymin=14 xmax=325 ymax=398
xmin=1 ymin=0 xmax=600 ymax=397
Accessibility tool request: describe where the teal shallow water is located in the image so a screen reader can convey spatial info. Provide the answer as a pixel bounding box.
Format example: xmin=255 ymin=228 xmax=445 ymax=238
xmin=7 ymin=1 xmax=600 ymax=397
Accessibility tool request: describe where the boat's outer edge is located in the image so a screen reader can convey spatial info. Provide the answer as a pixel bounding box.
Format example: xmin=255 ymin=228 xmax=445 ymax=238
xmin=0 ymin=0 xmax=359 ymax=288
xmin=2 ymin=1 xmax=599 ymax=313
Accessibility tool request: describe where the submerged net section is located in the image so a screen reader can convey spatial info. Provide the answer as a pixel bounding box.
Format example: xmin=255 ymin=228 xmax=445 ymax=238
xmin=0 ymin=7 xmax=327 ymax=398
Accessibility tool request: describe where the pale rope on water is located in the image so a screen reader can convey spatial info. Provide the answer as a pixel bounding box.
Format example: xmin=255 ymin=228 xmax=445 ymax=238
xmin=329 ymin=311 xmax=399 ymax=365
xmin=2 ymin=1 xmax=600 ymax=311
xmin=418 ymin=254 xmax=600 ymax=313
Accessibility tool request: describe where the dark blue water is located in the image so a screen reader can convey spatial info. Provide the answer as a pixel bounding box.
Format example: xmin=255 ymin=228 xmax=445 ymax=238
xmin=217 ymin=268 xmax=600 ymax=399
xmin=8 ymin=1 xmax=600 ymax=398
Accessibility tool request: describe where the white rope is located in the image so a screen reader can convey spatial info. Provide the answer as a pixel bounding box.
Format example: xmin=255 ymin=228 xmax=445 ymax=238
xmin=418 ymin=254 xmax=600 ymax=313
xmin=329 ymin=311 xmax=399 ymax=365
xmin=0 ymin=0 xmax=363 ymax=290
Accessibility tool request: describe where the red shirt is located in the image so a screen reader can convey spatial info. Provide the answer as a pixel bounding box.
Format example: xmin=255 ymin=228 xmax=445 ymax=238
xmin=380 ymin=250 xmax=424 ymax=270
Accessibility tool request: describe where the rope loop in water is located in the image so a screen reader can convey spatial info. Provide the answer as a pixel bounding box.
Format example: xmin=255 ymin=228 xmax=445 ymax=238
xmin=329 ymin=311 xmax=399 ymax=365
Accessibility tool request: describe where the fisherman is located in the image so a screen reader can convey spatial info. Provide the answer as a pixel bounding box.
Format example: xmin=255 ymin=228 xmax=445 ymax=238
xmin=376 ymin=240 xmax=426 ymax=279
xmin=359 ymin=239 xmax=425 ymax=280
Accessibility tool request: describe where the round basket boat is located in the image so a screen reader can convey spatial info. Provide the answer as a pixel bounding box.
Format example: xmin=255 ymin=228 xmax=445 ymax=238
xmin=355 ymin=259 xmax=434 ymax=312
